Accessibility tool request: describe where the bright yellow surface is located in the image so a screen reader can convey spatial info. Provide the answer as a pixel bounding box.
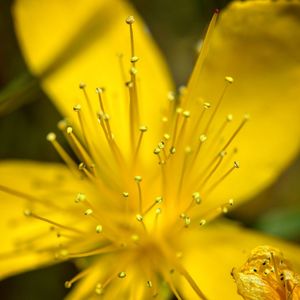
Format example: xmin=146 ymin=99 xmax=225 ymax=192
xmin=0 ymin=161 xmax=89 ymax=278
xmin=187 ymin=0 xmax=300 ymax=205
xmin=182 ymin=220 xmax=300 ymax=300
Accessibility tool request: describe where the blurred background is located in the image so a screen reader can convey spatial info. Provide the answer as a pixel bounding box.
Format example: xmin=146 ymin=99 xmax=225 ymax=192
xmin=0 ymin=0 xmax=299 ymax=299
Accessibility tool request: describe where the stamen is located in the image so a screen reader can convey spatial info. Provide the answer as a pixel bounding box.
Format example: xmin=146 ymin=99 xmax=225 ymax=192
xmin=66 ymin=127 xmax=94 ymax=169
xmin=79 ymin=82 xmax=94 ymax=119
xmin=24 ymin=209 xmax=83 ymax=234
xmin=200 ymin=151 xmax=227 ymax=189
xmin=46 ymin=132 xmax=78 ymax=172
xmin=220 ymin=114 xmax=249 ymax=153
xmin=203 ymin=76 xmax=234 ymax=135
xmin=170 ymin=108 xmax=183 ymax=151
xmin=67 ymin=244 xmax=118 ymax=259
xmin=134 ymin=125 xmax=148 ymax=161
xmin=134 ymin=176 xmax=143 ymax=213
xmin=73 ymin=104 xmax=90 ymax=150
xmin=65 ymin=268 xmax=90 ymax=288
xmin=204 ymin=161 xmax=240 ymax=196
xmin=143 ymin=196 xmax=163 ymax=216
xmin=117 ymin=53 xmax=127 ymax=83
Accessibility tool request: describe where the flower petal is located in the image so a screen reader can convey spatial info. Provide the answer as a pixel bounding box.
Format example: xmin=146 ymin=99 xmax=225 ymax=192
xmin=187 ymin=0 xmax=300 ymax=204
xmin=13 ymin=0 xmax=173 ymax=158
xmin=181 ymin=220 xmax=300 ymax=300
xmin=0 ymin=160 xmax=85 ymax=278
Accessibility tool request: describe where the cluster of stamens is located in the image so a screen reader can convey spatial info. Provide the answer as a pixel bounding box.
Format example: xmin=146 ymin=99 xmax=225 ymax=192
xmin=0 ymin=12 xmax=249 ymax=299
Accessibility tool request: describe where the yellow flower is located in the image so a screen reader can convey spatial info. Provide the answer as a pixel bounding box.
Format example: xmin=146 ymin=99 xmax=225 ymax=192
xmin=232 ymin=245 xmax=300 ymax=300
xmin=1 ymin=0 xmax=300 ymax=299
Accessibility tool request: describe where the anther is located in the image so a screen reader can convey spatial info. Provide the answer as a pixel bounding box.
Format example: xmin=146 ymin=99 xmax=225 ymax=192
xmin=65 ymin=281 xmax=72 ymax=289
xmin=134 ymin=175 xmax=142 ymax=183
xmin=75 ymin=193 xmax=86 ymax=203
xmin=199 ymin=219 xmax=207 ymax=226
xmin=24 ymin=209 xmax=32 ymax=217
xmin=227 ymin=114 xmax=233 ymax=122
xmin=122 ymin=192 xmax=129 ymax=198
xmin=136 ymin=214 xmax=143 ymax=222
xmin=199 ymin=134 xmax=207 ymax=143
xmin=73 ymin=104 xmax=81 ymax=112
xmin=183 ymin=110 xmax=191 ymax=118
xmin=118 ymin=271 xmax=127 ymax=278
xmin=192 ymin=192 xmax=202 ymax=205
xmin=155 ymin=196 xmax=163 ymax=204
xmin=57 ymin=119 xmax=67 ymax=131
xmin=203 ymin=102 xmax=211 ymax=109
xmin=130 ymin=56 xmax=139 ymax=63
xmin=184 ymin=216 xmax=191 ymax=227
xmin=147 ymin=280 xmax=153 ymax=288
xmin=234 ymin=161 xmax=240 ymax=168
xmin=46 ymin=132 xmax=56 ymax=142
xmin=84 ymin=208 xmax=93 ymax=216
xmin=139 ymin=125 xmax=148 ymax=132
xmin=96 ymin=225 xmax=103 ymax=233
xmin=79 ymin=82 xmax=86 ymax=89
xmin=168 ymin=91 xmax=175 ymax=102
xmin=225 ymin=76 xmax=234 ymax=84
xmin=126 ymin=16 xmax=135 ymax=24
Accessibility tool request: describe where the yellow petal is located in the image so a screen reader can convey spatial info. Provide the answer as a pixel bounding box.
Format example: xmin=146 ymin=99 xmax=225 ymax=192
xmin=186 ymin=0 xmax=300 ymax=204
xmin=13 ymin=0 xmax=173 ymax=160
xmin=181 ymin=220 xmax=300 ymax=300
xmin=0 ymin=160 xmax=86 ymax=278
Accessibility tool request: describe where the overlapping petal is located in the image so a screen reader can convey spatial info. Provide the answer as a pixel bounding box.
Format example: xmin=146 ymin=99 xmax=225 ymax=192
xmin=0 ymin=161 xmax=88 ymax=278
xmin=181 ymin=220 xmax=300 ymax=300
xmin=186 ymin=0 xmax=300 ymax=204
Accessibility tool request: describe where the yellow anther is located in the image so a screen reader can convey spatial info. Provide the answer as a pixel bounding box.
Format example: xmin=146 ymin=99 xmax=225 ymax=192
xmin=139 ymin=125 xmax=148 ymax=132
xmin=156 ymin=208 xmax=162 ymax=215
xmin=164 ymin=134 xmax=170 ymax=141
xmin=136 ymin=214 xmax=143 ymax=222
xmin=126 ymin=16 xmax=135 ymax=24
xmin=73 ymin=104 xmax=81 ymax=112
xmin=192 ymin=192 xmax=202 ymax=205
xmin=219 ymin=151 xmax=227 ymax=158
xmin=229 ymin=199 xmax=234 ymax=206
xmin=126 ymin=81 xmax=133 ymax=88
xmin=65 ymin=281 xmax=72 ymax=288
xmin=84 ymin=208 xmax=93 ymax=216
xmin=170 ymin=147 xmax=176 ymax=154
xmin=96 ymin=225 xmax=103 ymax=233
xmin=203 ymin=102 xmax=211 ymax=109
xmin=57 ymin=119 xmax=67 ymax=130
xmin=155 ymin=196 xmax=163 ymax=204
xmin=176 ymin=107 xmax=183 ymax=114
xmin=134 ymin=175 xmax=142 ymax=182
xmin=180 ymin=213 xmax=186 ymax=219
xmin=184 ymin=216 xmax=191 ymax=227
xmin=95 ymin=87 xmax=105 ymax=94
xmin=227 ymin=114 xmax=233 ymax=122
xmin=78 ymin=162 xmax=86 ymax=170
xmin=244 ymin=113 xmax=250 ymax=121
xmin=199 ymin=134 xmax=207 ymax=143
xmin=162 ymin=116 xmax=168 ymax=123
xmin=130 ymin=67 xmax=138 ymax=75
xmin=223 ymin=207 xmax=229 ymax=214
xmin=66 ymin=127 xmax=73 ymax=134
xmin=24 ymin=209 xmax=32 ymax=217
xmin=75 ymin=193 xmax=86 ymax=203
xmin=158 ymin=141 xmax=165 ymax=149
xmin=130 ymin=56 xmax=139 ymax=63
xmin=167 ymin=91 xmax=175 ymax=102
xmin=122 ymin=192 xmax=129 ymax=198
xmin=79 ymin=82 xmax=87 ymax=90
xmin=147 ymin=280 xmax=153 ymax=288
xmin=46 ymin=132 xmax=56 ymax=142
xmin=183 ymin=110 xmax=191 ymax=118
xmin=95 ymin=283 xmax=103 ymax=295
xmin=118 ymin=271 xmax=127 ymax=279
xmin=225 ymin=76 xmax=234 ymax=84
xmin=199 ymin=219 xmax=207 ymax=226
xmin=234 ymin=161 xmax=240 ymax=168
